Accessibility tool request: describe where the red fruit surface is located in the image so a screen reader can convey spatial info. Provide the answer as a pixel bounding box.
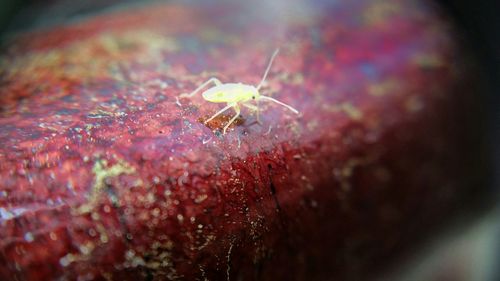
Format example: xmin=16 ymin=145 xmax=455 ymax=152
xmin=0 ymin=0 xmax=487 ymax=280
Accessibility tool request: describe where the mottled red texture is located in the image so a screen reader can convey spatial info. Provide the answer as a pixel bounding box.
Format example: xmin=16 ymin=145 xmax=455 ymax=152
xmin=0 ymin=0 xmax=486 ymax=280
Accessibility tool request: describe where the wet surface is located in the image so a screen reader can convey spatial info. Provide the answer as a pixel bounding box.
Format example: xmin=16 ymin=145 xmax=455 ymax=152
xmin=0 ymin=0 xmax=488 ymax=280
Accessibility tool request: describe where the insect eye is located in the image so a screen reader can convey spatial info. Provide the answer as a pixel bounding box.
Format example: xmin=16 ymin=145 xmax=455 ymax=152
xmin=252 ymin=96 xmax=255 ymax=99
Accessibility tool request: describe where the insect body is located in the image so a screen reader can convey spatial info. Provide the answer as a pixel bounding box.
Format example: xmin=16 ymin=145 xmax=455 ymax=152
xmin=180 ymin=49 xmax=299 ymax=134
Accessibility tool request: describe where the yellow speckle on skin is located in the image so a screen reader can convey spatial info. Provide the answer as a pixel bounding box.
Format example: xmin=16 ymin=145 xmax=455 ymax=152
xmin=200 ymin=28 xmax=240 ymax=45
xmin=405 ymin=95 xmax=425 ymax=112
xmin=49 ymin=232 xmax=58 ymax=241
xmin=277 ymin=72 xmax=304 ymax=85
xmin=322 ymin=102 xmax=363 ymax=120
xmin=307 ymin=119 xmax=319 ymax=131
xmin=290 ymin=73 xmax=305 ymax=85
xmin=194 ymin=194 xmax=208 ymax=203
xmin=363 ymin=2 xmax=401 ymax=25
xmin=76 ymin=157 xmax=136 ymax=214
xmin=368 ymin=78 xmax=400 ymax=97
xmin=412 ymin=53 xmax=445 ymax=68
xmin=2 ymin=29 xmax=179 ymax=85
xmin=177 ymin=214 xmax=184 ymax=222
xmin=341 ymin=103 xmax=363 ymax=120
xmin=334 ymin=155 xmax=379 ymax=191
xmin=59 ymin=241 xmax=96 ymax=267
xmin=102 ymin=272 xmax=113 ymax=281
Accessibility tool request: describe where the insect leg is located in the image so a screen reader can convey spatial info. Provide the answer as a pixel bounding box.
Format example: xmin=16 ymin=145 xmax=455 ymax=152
xmin=223 ymin=105 xmax=241 ymax=134
xmin=205 ymin=103 xmax=235 ymax=124
xmin=180 ymin=77 xmax=222 ymax=98
xmin=258 ymin=95 xmax=299 ymax=114
xmin=242 ymin=103 xmax=258 ymax=111
xmin=256 ymin=99 xmax=261 ymax=124
xmin=242 ymin=103 xmax=262 ymax=124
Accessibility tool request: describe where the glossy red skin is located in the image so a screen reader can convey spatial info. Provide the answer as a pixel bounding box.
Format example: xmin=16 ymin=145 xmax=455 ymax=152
xmin=0 ymin=0 xmax=485 ymax=280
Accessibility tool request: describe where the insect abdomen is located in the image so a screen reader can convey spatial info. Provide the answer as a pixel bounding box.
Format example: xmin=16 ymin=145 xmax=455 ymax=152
xmin=202 ymin=84 xmax=255 ymax=103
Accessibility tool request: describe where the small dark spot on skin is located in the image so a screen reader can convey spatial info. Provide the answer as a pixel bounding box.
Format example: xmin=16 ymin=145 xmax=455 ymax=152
xmin=158 ymin=130 xmax=164 ymax=134
xmin=27 ymin=131 xmax=42 ymax=140
xmin=98 ymin=86 xmax=115 ymax=96
xmin=309 ymin=27 xmax=322 ymax=48
xmin=107 ymin=97 xmax=125 ymax=106
xmin=145 ymin=269 xmax=154 ymax=281
xmin=56 ymin=108 xmax=80 ymax=115
xmin=418 ymin=65 xmax=437 ymax=72
xmin=269 ymin=180 xmax=277 ymax=196
xmin=22 ymin=112 xmax=38 ymax=118
xmin=267 ymin=164 xmax=275 ymax=196
xmin=165 ymin=119 xmax=181 ymax=127
xmin=267 ymin=164 xmax=282 ymax=214
xmin=60 ymin=95 xmax=74 ymax=102
xmin=184 ymin=105 xmax=199 ymax=113
xmin=94 ymin=137 xmax=114 ymax=147
xmin=360 ymin=62 xmax=378 ymax=80
xmin=154 ymin=92 xmax=167 ymax=102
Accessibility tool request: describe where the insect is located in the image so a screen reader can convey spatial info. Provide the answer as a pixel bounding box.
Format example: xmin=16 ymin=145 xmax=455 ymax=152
xmin=180 ymin=49 xmax=299 ymax=134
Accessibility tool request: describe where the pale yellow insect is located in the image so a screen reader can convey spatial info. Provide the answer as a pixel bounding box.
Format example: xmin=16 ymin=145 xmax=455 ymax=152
xmin=180 ymin=49 xmax=299 ymax=134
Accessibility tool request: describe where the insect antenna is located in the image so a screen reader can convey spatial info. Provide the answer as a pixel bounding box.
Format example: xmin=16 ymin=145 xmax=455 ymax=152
xmin=258 ymin=95 xmax=299 ymax=114
xmin=257 ymin=48 xmax=280 ymax=91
